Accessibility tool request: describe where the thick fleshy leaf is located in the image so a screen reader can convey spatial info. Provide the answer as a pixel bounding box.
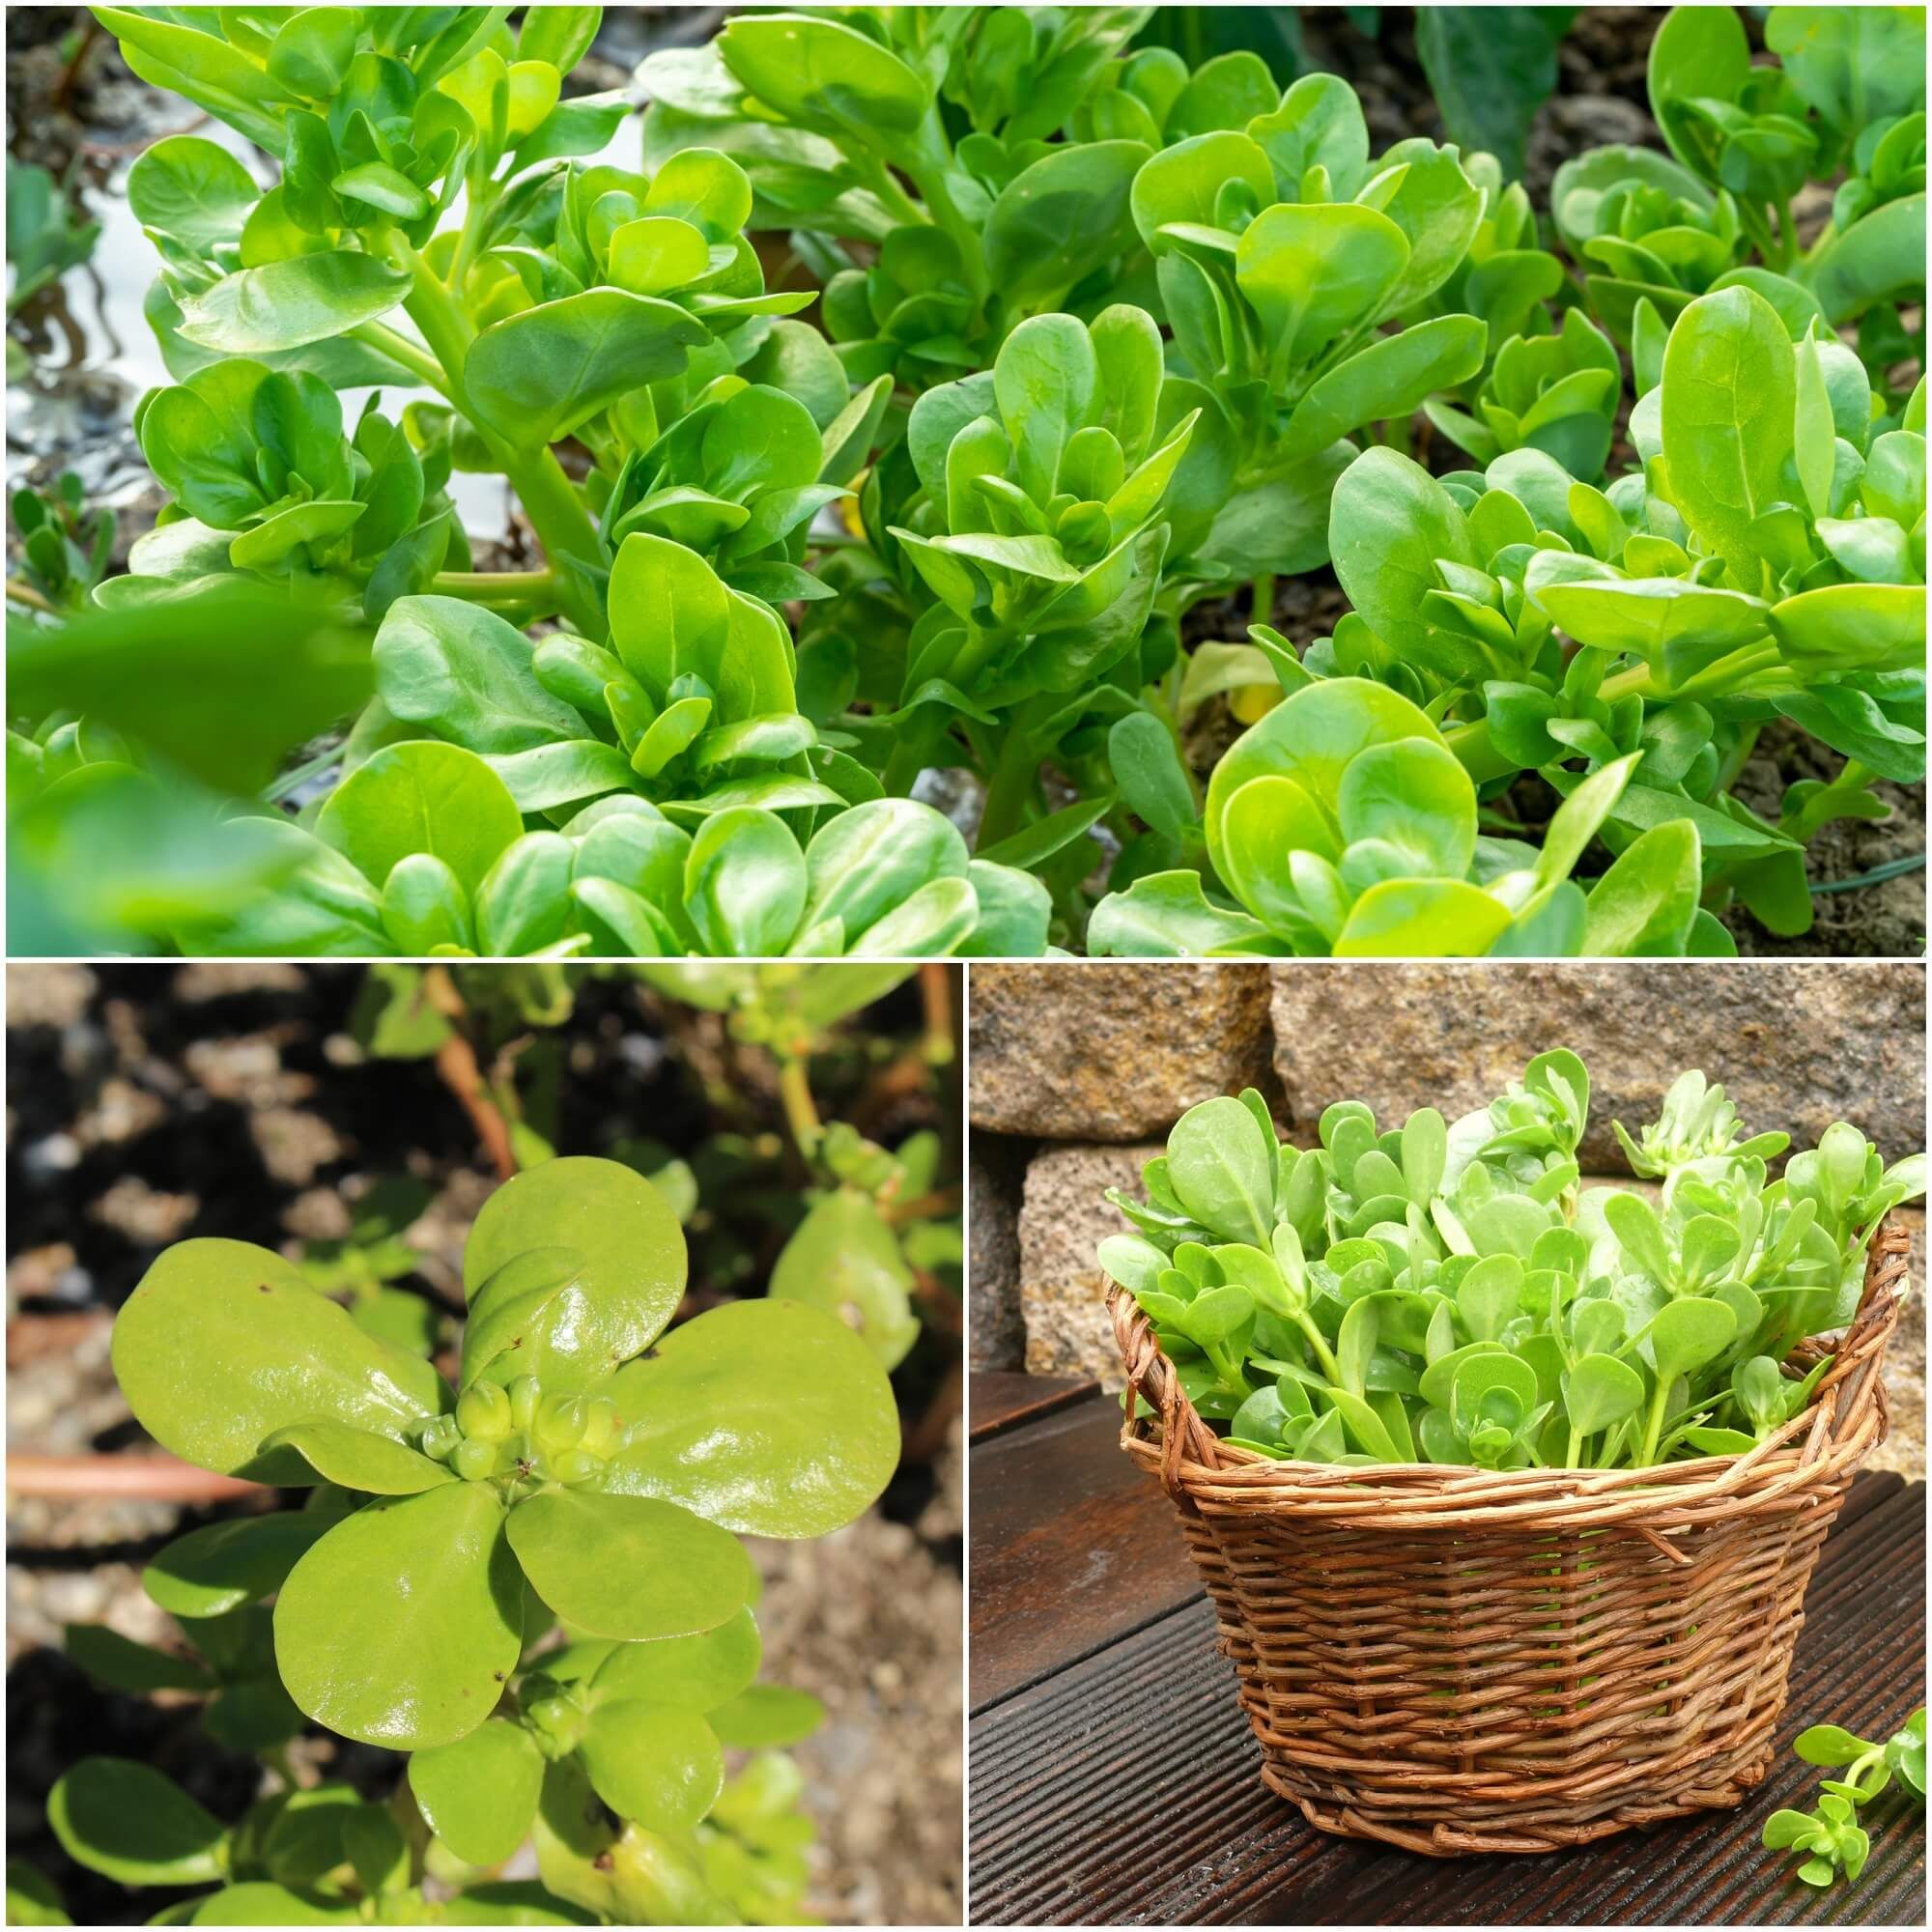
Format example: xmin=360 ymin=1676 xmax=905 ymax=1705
xmin=579 ymin=1702 xmax=724 ymax=1834
xmin=1660 ymin=285 xmax=1796 ymax=584
xmin=174 ymin=253 xmax=412 ymax=354
xmin=504 ymin=1489 xmax=753 ymax=1640
xmin=706 ymin=1683 xmax=825 ymax=1747
xmin=317 ymin=740 xmax=526 ymax=897
xmin=461 ymin=1156 xmax=687 ymax=1382
xmin=769 ymin=1188 xmax=921 ymax=1370
xmin=65 ymin=1625 xmax=213 ymax=1695
xmin=467 ymin=292 xmax=709 ymax=447
xmin=411 ymin=1719 xmax=545 ymax=1865
xmin=47 ymin=1759 xmax=225 ymax=1887
xmin=602 ymin=1299 xmax=899 ymax=1537
xmin=186 ymin=1883 xmax=359 ymax=1924
xmin=112 ymin=1239 xmax=449 ymax=1481
xmin=263 ymin=1421 xmax=456 ymax=1494
xmin=587 ymin=1607 xmax=762 ymax=1712
xmin=275 ymin=1483 xmax=522 ymax=1748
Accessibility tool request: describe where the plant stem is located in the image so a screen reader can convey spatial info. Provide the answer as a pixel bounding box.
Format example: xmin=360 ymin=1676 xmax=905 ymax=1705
xmin=262 ymin=742 xmax=345 ymax=805
xmin=977 ymin=728 xmax=1041 ymax=848
xmin=778 ymin=1056 xmax=822 ymax=1158
xmin=384 ymin=233 xmax=608 ymax=638
xmin=1250 ymin=572 xmax=1274 ymax=626
xmin=432 ymin=567 xmax=561 ymax=611
xmin=422 ymin=967 xmax=521 ymax=1180
xmin=5 ymin=578 xmax=55 ymax=613
xmin=349 ymin=321 xmax=452 ymax=397
xmin=1296 ymin=1314 xmax=1343 ymax=1386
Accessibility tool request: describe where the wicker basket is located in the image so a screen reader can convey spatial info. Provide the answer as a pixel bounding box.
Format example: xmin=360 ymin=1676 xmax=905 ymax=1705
xmin=1109 ymin=1217 xmax=1910 ymax=1856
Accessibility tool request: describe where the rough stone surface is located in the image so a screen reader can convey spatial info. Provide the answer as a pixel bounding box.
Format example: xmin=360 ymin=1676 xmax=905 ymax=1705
xmin=968 ymin=964 xmax=1274 ymax=1139
xmin=967 ymin=1133 xmax=1029 ymax=1373
xmin=1017 ymin=1142 xmax=1162 ymax=1388
xmin=1267 ymin=963 xmax=1925 ymax=1167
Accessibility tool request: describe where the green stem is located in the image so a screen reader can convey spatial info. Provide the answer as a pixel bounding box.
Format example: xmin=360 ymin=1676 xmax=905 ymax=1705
xmin=778 ymin=1057 xmax=821 ymax=1158
xmin=903 ymin=118 xmax=987 ymax=305
xmin=1295 ymin=1313 xmax=1343 ymax=1386
xmin=447 ymin=171 xmax=500 ymax=290
xmin=432 ymin=567 xmax=560 ymax=611
xmin=857 ymin=149 xmax=928 ymax=231
xmin=263 ymin=742 xmax=346 ymax=805
xmin=384 ymin=232 xmax=608 ymax=639
xmin=1774 ymin=197 xmax=1799 ymax=271
xmin=1638 ymin=1378 xmax=1671 ymax=1467
xmin=349 ymin=321 xmax=451 ymax=397
xmin=1250 ymin=572 xmax=1275 ymax=627
xmin=977 ymin=727 xmax=1041 ymax=848
xmin=1566 ymin=1426 xmax=1583 ymax=1469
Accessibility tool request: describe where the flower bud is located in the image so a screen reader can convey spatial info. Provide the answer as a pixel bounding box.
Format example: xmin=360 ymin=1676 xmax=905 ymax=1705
xmin=581 ymin=1397 xmax=626 ymax=1458
xmin=457 ymin=1379 xmax=512 ymax=1442
xmin=536 ymin=1393 xmax=587 ymax=1453
xmin=509 ymin=1376 xmax=543 ymax=1434
xmin=552 ymin=1449 xmax=602 ymax=1486
xmin=420 ymin=1415 xmax=462 ymax=1462
xmin=453 ymin=1437 xmax=497 ymax=1482
xmin=526 ymin=1694 xmax=584 ymax=1754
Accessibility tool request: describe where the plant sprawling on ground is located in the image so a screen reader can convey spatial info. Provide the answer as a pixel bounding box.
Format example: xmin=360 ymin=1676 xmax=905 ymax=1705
xmin=1099 ymin=1057 xmax=1924 ymax=1470
xmin=6 ymin=5 xmax=1925 ymax=956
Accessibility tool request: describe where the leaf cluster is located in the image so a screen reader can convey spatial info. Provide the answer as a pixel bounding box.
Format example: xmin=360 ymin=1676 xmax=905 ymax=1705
xmin=1098 ymin=1054 xmax=1925 ymax=1469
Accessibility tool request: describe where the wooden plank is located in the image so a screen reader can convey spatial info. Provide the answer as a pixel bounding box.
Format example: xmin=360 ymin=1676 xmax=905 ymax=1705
xmin=969 ymin=1472 xmax=1925 ymax=1927
xmin=968 ymin=1371 xmax=1100 ymax=1443
xmin=969 ymin=1392 xmax=1198 ymax=1709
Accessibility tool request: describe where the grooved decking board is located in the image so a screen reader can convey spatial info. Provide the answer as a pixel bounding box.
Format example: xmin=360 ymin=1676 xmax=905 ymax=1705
xmin=970 ymin=1370 xmax=1101 ymax=1442
xmin=968 ymin=1387 xmax=1926 ymax=1927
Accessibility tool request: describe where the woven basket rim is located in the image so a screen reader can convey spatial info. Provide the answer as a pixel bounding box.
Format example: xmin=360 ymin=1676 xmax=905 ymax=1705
xmin=1112 ymin=1214 xmax=1908 ymax=1538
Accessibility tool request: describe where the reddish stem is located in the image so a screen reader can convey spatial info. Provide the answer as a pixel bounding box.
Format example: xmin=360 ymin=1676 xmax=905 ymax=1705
xmin=5 ymin=1455 xmax=266 ymax=1502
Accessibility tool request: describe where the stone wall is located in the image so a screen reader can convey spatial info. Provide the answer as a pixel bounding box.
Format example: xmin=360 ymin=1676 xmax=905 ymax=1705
xmin=969 ymin=962 xmax=1927 ymax=1477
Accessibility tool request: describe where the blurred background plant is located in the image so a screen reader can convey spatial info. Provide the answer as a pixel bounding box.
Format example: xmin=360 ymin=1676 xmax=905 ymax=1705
xmin=5 ymin=960 xmax=962 ymax=1927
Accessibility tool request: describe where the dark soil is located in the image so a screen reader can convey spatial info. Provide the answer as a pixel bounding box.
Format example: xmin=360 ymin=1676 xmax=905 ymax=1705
xmin=5 ymin=964 xmax=962 ymax=1927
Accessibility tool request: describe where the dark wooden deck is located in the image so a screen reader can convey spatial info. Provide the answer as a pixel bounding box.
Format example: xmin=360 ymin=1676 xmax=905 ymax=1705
xmin=968 ymin=1375 xmax=1927 ymax=1926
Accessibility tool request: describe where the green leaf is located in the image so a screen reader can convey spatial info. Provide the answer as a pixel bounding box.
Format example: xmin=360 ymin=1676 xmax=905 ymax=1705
xmin=770 ymin=1187 xmax=921 ymax=1370
xmin=174 ymin=253 xmax=412 ymax=354
xmin=65 ymin=1624 xmax=213 ymax=1694
xmin=48 ymin=1759 xmax=225 ymax=1887
xmin=411 ymin=1719 xmax=546 ymax=1865
xmin=317 ymin=740 xmax=526 ymax=898
xmin=467 ymin=292 xmax=710 ymax=447
xmin=603 ymin=1299 xmax=899 ymax=1537
xmin=1164 ymin=1096 xmax=1279 ymax=1246
xmin=579 ymin=1702 xmax=724 ymax=1834
xmin=683 ymin=808 xmax=807 ymax=955
xmin=706 ymin=1683 xmax=826 ymax=1747
xmin=274 ymin=1482 xmax=523 ymax=1748
xmin=263 ymin=1420 xmax=456 ymax=1493
xmin=588 ymin=1607 xmax=762 ymax=1712
xmin=144 ymin=1507 xmax=344 ymax=1615
xmin=505 ymin=1489 xmax=754 ymax=1640
xmin=1660 ymin=286 xmax=1797 ymax=585
xmin=463 ymin=1157 xmax=688 ymax=1384
xmin=112 ymin=1238 xmax=449 ymax=1481
xmin=376 ymin=596 xmax=585 ymax=754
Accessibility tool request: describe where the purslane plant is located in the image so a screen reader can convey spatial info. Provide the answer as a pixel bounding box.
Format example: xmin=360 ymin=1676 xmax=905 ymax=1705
xmin=1763 ymin=1707 xmax=1925 ymax=1888
xmin=11 ymin=4 xmax=1922 ymax=958
xmin=1557 ymin=6 xmax=1925 ymax=395
xmin=50 ymin=1151 xmax=896 ymax=1924
xmin=1089 ymin=284 xmax=1927 ymax=954
xmin=1098 ymin=1054 xmax=1925 ymax=1468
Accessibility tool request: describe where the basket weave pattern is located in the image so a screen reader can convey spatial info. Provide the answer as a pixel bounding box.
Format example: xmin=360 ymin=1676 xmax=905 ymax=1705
xmin=1110 ymin=1219 xmax=1909 ymax=1856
